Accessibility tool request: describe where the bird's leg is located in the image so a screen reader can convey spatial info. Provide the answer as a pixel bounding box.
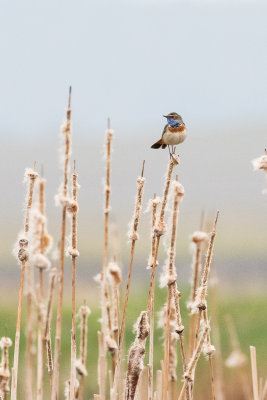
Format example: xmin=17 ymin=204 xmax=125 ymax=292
xmin=168 ymin=145 xmax=171 ymax=158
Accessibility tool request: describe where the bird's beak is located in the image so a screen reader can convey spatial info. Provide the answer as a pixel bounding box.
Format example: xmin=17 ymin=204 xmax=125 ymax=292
xmin=163 ymin=115 xmax=168 ymax=118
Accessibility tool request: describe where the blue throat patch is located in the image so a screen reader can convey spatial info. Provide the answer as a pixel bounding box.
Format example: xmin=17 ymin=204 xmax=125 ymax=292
xmin=167 ymin=117 xmax=182 ymax=128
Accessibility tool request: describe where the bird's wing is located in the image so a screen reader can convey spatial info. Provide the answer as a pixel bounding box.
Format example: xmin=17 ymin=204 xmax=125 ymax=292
xmin=161 ymin=124 xmax=168 ymax=139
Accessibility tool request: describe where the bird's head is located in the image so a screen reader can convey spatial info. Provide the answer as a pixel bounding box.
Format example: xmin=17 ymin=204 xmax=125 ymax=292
xmin=163 ymin=112 xmax=184 ymax=127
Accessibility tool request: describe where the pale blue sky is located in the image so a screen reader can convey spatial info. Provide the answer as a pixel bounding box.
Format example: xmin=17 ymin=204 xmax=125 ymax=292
xmin=0 ymin=0 xmax=267 ymax=136
xmin=1 ymin=0 xmax=267 ymax=282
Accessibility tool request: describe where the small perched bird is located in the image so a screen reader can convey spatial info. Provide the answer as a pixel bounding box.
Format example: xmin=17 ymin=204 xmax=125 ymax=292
xmin=151 ymin=112 xmax=186 ymax=155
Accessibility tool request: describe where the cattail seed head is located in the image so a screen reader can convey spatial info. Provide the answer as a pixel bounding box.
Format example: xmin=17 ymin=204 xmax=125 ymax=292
xmin=32 ymin=253 xmax=51 ymax=270
xmin=24 ymin=168 xmax=38 ymax=182
xmin=19 ymin=238 xmax=28 ymax=248
xmin=68 ymin=247 xmax=79 ymax=257
xmin=204 ymin=344 xmax=216 ymax=357
xmin=0 ymin=338 xmax=12 ymax=349
xmin=252 ymin=154 xmax=267 ymax=171
xmin=106 ymin=128 xmax=114 ymax=140
xmin=78 ymin=305 xmax=91 ymax=318
xmin=191 ymin=231 xmax=209 ymax=244
xmin=61 ymin=120 xmax=71 ymax=134
xmin=108 ymin=261 xmax=122 ymax=286
xmin=43 ymin=234 xmax=52 ymax=250
xmin=18 ymin=248 xmax=29 ymax=262
xmin=105 ymin=336 xmax=118 ymax=356
xmin=126 ymin=311 xmax=149 ymax=400
xmin=66 ymin=200 xmax=78 ymax=214
xmin=75 ymin=359 xmax=88 ymax=377
xmin=134 ymin=311 xmax=149 ymax=340
xmin=225 ymin=349 xmax=247 ymax=368
xmin=154 ymin=221 xmax=166 ymax=237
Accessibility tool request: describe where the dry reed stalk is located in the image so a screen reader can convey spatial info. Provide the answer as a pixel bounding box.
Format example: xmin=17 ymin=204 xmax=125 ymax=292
xmin=107 ymin=261 xmax=121 ymax=381
xmin=188 ymin=231 xmax=208 ymax=358
xmin=135 ymin=366 xmax=149 ymax=400
xmin=203 ymin=309 xmax=216 ymax=400
xmin=262 ymin=379 xmax=267 ymax=400
xmin=178 ymin=327 xmax=209 ymax=400
xmin=77 ymin=303 xmax=91 ymax=400
xmin=209 ymin=273 xmax=225 ymax=400
xmin=162 ymin=179 xmax=186 ymax=400
xmin=146 ymin=195 xmax=161 ymax=400
xmin=113 ymin=162 xmax=146 ymax=398
xmin=155 ymin=370 xmax=162 ymax=400
xmin=11 ymin=166 xmax=38 ymax=400
xmin=125 ymin=311 xmax=149 ymax=400
xmin=67 ymin=162 xmax=80 ymax=400
xmin=108 ymin=261 xmax=122 ymax=345
xmin=0 ymin=337 xmax=13 ymax=400
xmin=146 ymin=155 xmax=179 ymax=400
xmin=98 ymin=331 xmax=107 ymax=400
xmin=99 ymin=122 xmax=114 ymax=395
xmin=44 ymin=267 xmax=57 ymax=388
xmin=36 ymin=176 xmax=51 ymax=400
xmin=51 ymin=87 xmax=72 ymax=400
xmin=192 ymin=211 xmax=219 ymax=351
xmin=25 ymin=166 xmax=39 ymax=400
xmin=101 ymin=121 xmax=114 ymax=332
xmin=250 ymin=346 xmax=259 ymax=400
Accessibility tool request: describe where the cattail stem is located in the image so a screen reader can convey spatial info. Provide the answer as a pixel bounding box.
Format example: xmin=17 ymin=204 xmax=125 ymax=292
xmin=250 ymin=346 xmax=259 ymax=400
xmin=69 ymin=163 xmax=79 ymax=400
xmin=11 ymin=261 xmax=26 ymax=400
xmin=11 ymin=166 xmax=38 ymax=400
xmin=78 ymin=303 xmax=91 ymax=400
xmin=178 ymin=327 xmax=209 ymax=400
xmin=146 ymin=156 xmax=179 ymax=400
xmin=37 ymin=177 xmax=47 ymax=400
xmin=162 ymin=180 xmax=185 ymax=400
xmin=44 ymin=268 xmax=57 ymax=389
xmin=101 ymin=123 xmax=114 ymax=330
xmin=51 ymin=87 xmax=72 ymax=400
xmin=203 ymin=309 xmax=216 ymax=400
xmin=147 ymin=196 xmax=160 ymax=400
xmin=193 ymin=212 xmax=219 ymax=351
xmin=188 ymin=243 xmax=201 ymax=358
xmin=113 ymin=165 xmax=146 ymax=398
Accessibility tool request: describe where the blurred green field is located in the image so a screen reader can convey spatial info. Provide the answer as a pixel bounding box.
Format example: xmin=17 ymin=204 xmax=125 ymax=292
xmin=1 ymin=284 xmax=266 ymax=399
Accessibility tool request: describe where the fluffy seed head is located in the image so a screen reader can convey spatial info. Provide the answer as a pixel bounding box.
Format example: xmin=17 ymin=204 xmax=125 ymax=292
xmin=204 ymin=344 xmax=216 ymax=357
xmin=225 ymin=350 xmax=247 ymax=368
xmin=154 ymin=221 xmax=166 ymax=237
xmin=0 ymin=337 xmax=12 ymax=349
xmin=105 ymin=336 xmax=118 ymax=355
xmin=108 ymin=261 xmax=122 ymax=286
xmin=18 ymin=248 xmax=29 ymax=262
xmin=78 ymin=304 xmax=91 ymax=317
xmin=66 ymin=200 xmax=78 ymax=214
xmin=191 ymin=231 xmax=209 ymax=244
xmin=75 ymin=359 xmax=88 ymax=376
xmin=24 ymin=168 xmax=38 ymax=182
xmin=252 ymin=154 xmax=267 ymax=171
xmin=134 ymin=311 xmax=149 ymax=340
xmin=32 ymin=253 xmax=51 ymax=270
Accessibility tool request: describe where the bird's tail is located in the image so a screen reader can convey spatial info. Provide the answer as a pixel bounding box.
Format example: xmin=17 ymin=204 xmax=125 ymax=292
xmin=151 ymin=139 xmax=166 ymax=149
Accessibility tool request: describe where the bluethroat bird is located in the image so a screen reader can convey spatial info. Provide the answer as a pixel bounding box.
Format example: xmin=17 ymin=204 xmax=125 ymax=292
xmin=151 ymin=112 xmax=186 ymax=156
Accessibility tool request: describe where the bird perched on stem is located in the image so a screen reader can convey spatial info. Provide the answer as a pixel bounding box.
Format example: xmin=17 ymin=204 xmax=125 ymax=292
xmin=151 ymin=113 xmax=186 ymax=156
